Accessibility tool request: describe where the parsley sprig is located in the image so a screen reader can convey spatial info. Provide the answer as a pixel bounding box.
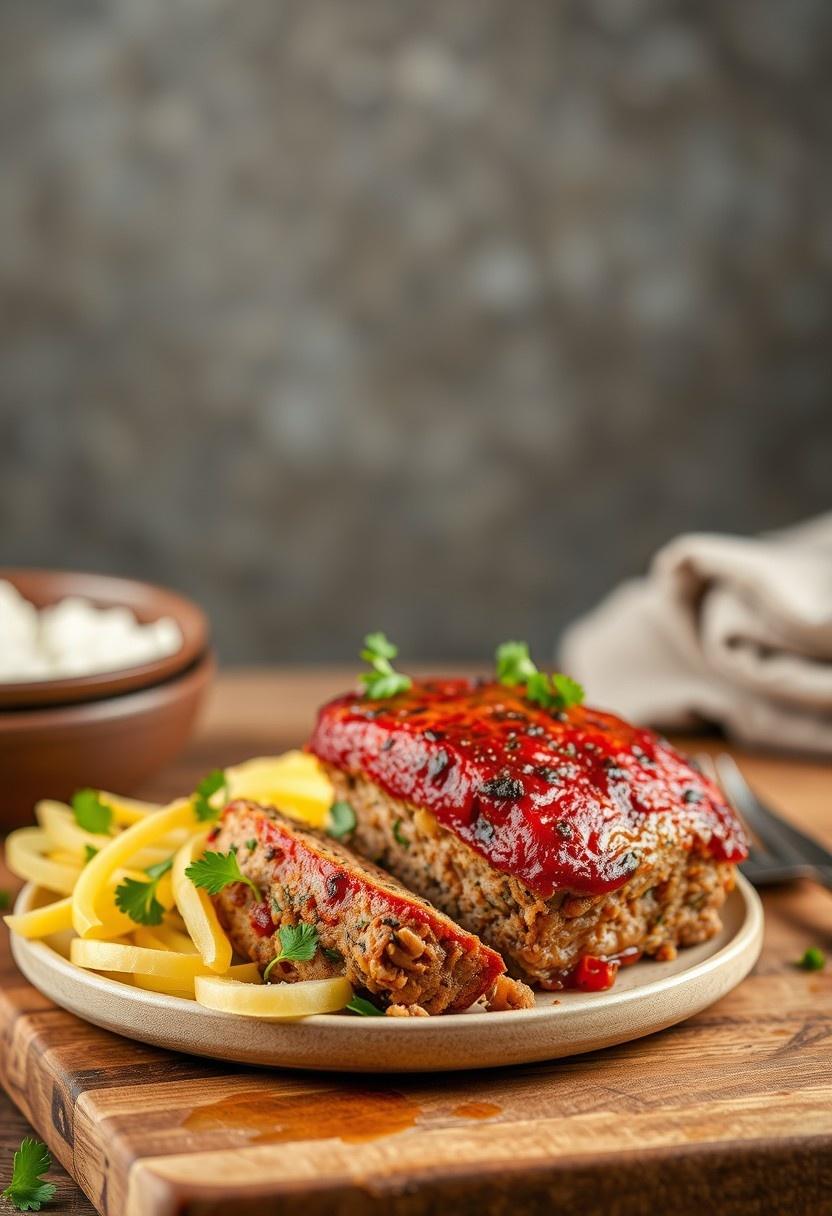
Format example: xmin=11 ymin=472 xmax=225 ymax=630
xmin=263 ymin=923 xmax=319 ymax=980
xmin=359 ymin=632 xmax=412 ymax=700
xmin=192 ymin=769 xmax=229 ymax=822
xmin=185 ymin=849 xmax=261 ymax=901
xmin=71 ymin=788 xmax=112 ymax=835
xmin=796 ymin=946 xmax=826 ymax=972
xmin=346 ymin=994 xmax=384 ymax=1017
xmin=114 ymin=857 xmax=174 ymax=927
xmin=495 ymin=641 xmax=584 ymax=712
xmin=1 ymin=1138 xmax=56 ymax=1212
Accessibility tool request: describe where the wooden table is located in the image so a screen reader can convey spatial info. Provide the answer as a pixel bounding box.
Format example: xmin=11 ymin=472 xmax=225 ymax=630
xmin=1 ymin=668 xmax=831 ymax=1215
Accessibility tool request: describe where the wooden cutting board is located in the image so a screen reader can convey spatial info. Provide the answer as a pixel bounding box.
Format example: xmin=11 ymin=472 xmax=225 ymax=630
xmin=2 ymin=670 xmax=832 ymax=1216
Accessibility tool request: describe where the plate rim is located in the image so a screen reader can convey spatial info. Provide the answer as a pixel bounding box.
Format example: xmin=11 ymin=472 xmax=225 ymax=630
xmin=11 ymin=873 xmax=764 ymax=1034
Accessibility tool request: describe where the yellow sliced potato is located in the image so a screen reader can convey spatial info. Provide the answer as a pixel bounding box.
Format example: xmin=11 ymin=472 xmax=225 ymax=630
xmin=150 ymin=923 xmax=198 ymax=954
xmin=194 ymin=974 xmax=353 ymax=1019
xmin=72 ymin=800 xmax=194 ymax=938
xmin=4 ymin=895 xmax=74 ymax=939
xmin=221 ymin=752 xmax=333 ymax=827
xmin=71 ymin=937 xmax=212 ymax=980
xmin=36 ymin=801 xmax=112 ymax=858
xmin=48 ymin=849 xmax=88 ymax=868
xmin=133 ymin=962 xmax=260 ymax=1000
xmin=132 ymin=971 xmax=197 ymax=998
xmin=6 ymin=828 xmax=82 ymax=895
xmin=226 ymin=963 xmax=263 ymax=983
xmin=155 ymin=871 xmax=175 ymax=911
xmin=172 ymin=830 xmax=232 ymax=974
xmin=98 ymin=792 xmax=165 ymax=824
xmin=133 ymin=927 xmax=173 ymax=952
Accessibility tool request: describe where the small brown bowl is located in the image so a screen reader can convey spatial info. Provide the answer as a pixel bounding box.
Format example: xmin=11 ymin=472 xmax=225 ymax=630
xmin=0 ymin=649 xmax=215 ymax=829
xmin=0 ymin=569 xmax=209 ymax=710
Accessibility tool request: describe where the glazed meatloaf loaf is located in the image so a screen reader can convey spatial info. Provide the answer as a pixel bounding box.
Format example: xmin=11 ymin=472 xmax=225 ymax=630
xmin=308 ymin=679 xmax=749 ymax=991
xmin=211 ymin=800 xmax=531 ymax=1015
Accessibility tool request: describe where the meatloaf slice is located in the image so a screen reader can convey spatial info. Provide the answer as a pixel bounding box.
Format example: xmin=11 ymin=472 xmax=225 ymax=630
xmin=211 ymin=800 xmax=527 ymax=1015
xmin=309 ymin=678 xmax=748 ymax=990
xmin=323 ymin=768 xmax=737 ymax=987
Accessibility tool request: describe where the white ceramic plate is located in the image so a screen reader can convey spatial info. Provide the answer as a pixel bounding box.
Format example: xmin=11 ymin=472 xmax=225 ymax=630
xmin=10 ymin=876 xmax=763 ymax=1073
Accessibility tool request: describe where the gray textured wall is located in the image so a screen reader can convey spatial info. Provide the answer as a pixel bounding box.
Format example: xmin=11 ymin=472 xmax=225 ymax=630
xmin=2 ymin=0 xmax=830 ymax=663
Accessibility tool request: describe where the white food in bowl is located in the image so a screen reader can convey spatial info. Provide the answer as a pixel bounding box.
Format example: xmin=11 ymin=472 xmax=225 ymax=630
xmin=0 ymin=580 xmax=183 ymax=682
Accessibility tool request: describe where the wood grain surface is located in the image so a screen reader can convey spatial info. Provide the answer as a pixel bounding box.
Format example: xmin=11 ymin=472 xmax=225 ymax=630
xmin=1 ymin=668 xmax=831 ymax=1216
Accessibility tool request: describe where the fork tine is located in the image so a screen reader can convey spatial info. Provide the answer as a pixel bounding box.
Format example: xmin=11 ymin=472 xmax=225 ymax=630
xmin=715 ymin=753 xmax=832 ymax=871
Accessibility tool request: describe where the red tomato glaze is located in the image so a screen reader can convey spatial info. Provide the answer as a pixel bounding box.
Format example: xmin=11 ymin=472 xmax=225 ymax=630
xmin=309 ymin=679 xmax=748 ymax=901
xmin=241 ymin=808 xmax=505 ymax=994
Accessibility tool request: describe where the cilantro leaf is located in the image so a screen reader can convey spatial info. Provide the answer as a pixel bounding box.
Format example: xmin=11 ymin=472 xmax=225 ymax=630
xmin=550 ymin=672 xmax=585 ymax=710
xmin=263 ymin=923 xmax=319 ymax=980
xmin=524 ymin=671 xmax=552 ymax=707
xmin=192 ymin=769 xmax=228 ymax=823
xmin=359 ymin=632 xmax=412 ymax=701
xmin=185 ymin=849 xmax=261 ymax=901
xmin=392 ymin=819 xmax=410 ymax=849
xmin=1 ymin=1138 xmax=56 ymax=1212
xmin=327 ymin=801 xmax=356 ymax=839
xmin=71 ymin=788 xmax=112 ymax=835
xmin=0 ymin=890 xmax=11 ymax=912
xmin=796 ymin=946 xmax=826 ymax=971
xmin=345 ymin=994 xmax=384 ymax=1017
xmin=495 ymin=640 xmax=538 ymax=687
xmin=494 ymin=641 xmax=585 ymax=713
xmin=361 ymin=632 xmax=398 ymax=662
xmin=83 ymin=845 xmax=98 ymax=865
xmin=113 ymin=856 xmax=174 ymax=926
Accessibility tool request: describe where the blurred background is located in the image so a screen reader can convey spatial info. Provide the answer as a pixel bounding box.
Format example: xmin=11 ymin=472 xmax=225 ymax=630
xmin=1 ymin=0 xmax=830 ymax=664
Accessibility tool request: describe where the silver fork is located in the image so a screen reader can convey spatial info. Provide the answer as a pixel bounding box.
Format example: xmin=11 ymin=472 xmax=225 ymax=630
xmin=695 ymin=752 xmax=832 ymax=891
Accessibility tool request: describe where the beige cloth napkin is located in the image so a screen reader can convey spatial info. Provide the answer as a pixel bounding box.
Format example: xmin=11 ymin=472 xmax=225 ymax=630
xmin=559 ymin=514 xmax=832 ymax=755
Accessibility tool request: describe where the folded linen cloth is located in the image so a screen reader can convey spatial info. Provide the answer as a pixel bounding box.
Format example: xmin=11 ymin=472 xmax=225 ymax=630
xmin=559 ymin=513 xmax=832 ymax=755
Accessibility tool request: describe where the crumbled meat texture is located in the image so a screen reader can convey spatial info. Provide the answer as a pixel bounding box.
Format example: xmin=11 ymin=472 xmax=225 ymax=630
xmin=325 ymin=769 xmax=737 ymax=987
xmin=212 ymin=801 xmax=505 ymax=1014
xmin=386 ymin=1003 xmax=430 ymax=1018
xmin=486 ymin=974 xmax=535 ymax=1011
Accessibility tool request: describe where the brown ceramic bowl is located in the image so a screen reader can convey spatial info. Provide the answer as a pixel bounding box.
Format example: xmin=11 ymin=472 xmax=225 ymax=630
xmin=0 ymin=649 xmax=215 ymax=829
xmin=0 ymin=569 xmax=209 ymax=710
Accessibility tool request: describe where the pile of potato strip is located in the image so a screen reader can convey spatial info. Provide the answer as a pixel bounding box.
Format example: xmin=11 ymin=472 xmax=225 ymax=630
xmin=3 ymin=752 xmax=354 ymax=1018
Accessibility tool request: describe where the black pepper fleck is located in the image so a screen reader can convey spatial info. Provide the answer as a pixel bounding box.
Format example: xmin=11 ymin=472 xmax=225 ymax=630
xmin=480 ymin=773 xmax=525 ymax=800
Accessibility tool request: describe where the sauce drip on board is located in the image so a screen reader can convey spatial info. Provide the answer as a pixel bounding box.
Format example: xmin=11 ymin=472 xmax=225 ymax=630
xmin=310 ymin=679 xmax=747 ymax=900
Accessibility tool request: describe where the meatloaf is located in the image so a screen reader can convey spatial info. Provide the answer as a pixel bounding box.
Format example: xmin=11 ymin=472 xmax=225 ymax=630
xmin=308 ymin=679 xmax=749 ymax=990
xmin=211 ymin=800 xmax=529 ymax=1015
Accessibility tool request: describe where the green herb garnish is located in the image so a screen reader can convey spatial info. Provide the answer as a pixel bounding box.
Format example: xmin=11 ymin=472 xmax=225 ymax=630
xmin=71 ymin=788 xmax=112 ymax=835
xmin=359 ymin=632 xmax=412 ymax=700
xmin=263 ymin=923 xmax=319 ymax=980
xmin=796 ymin=946 xmax=826 ymax=972
xmin=327 ymin=801 xmax=357 ymax=839
xmin=392 ymin=819 xmax=410 ymax=849
xmin=494 ymin=641 xmax=584 ymax=712
xmin=245 ymin=838 xmax=257 ymax=851
xmin=1 ymin=1138 xmax=56 ymax=1212
xmin=83 ymin=845 xmax=98 ymax=865
xmin=192 ymin=769 xmax=228 ymax=823
xmin=114 ymin=856 xmax=174 ymax=927
xmin=185 ymin=850 xmax=261 ymax=901
xmin=345 ymin=994 xmax=384 ymax=1017
xmin=322 ymin=946 xmax=343 ymax=964
xmin=0 ymin=890 xmax=11 ymax=912
xmin=495 ymin=640 xmax=538 ymax=686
